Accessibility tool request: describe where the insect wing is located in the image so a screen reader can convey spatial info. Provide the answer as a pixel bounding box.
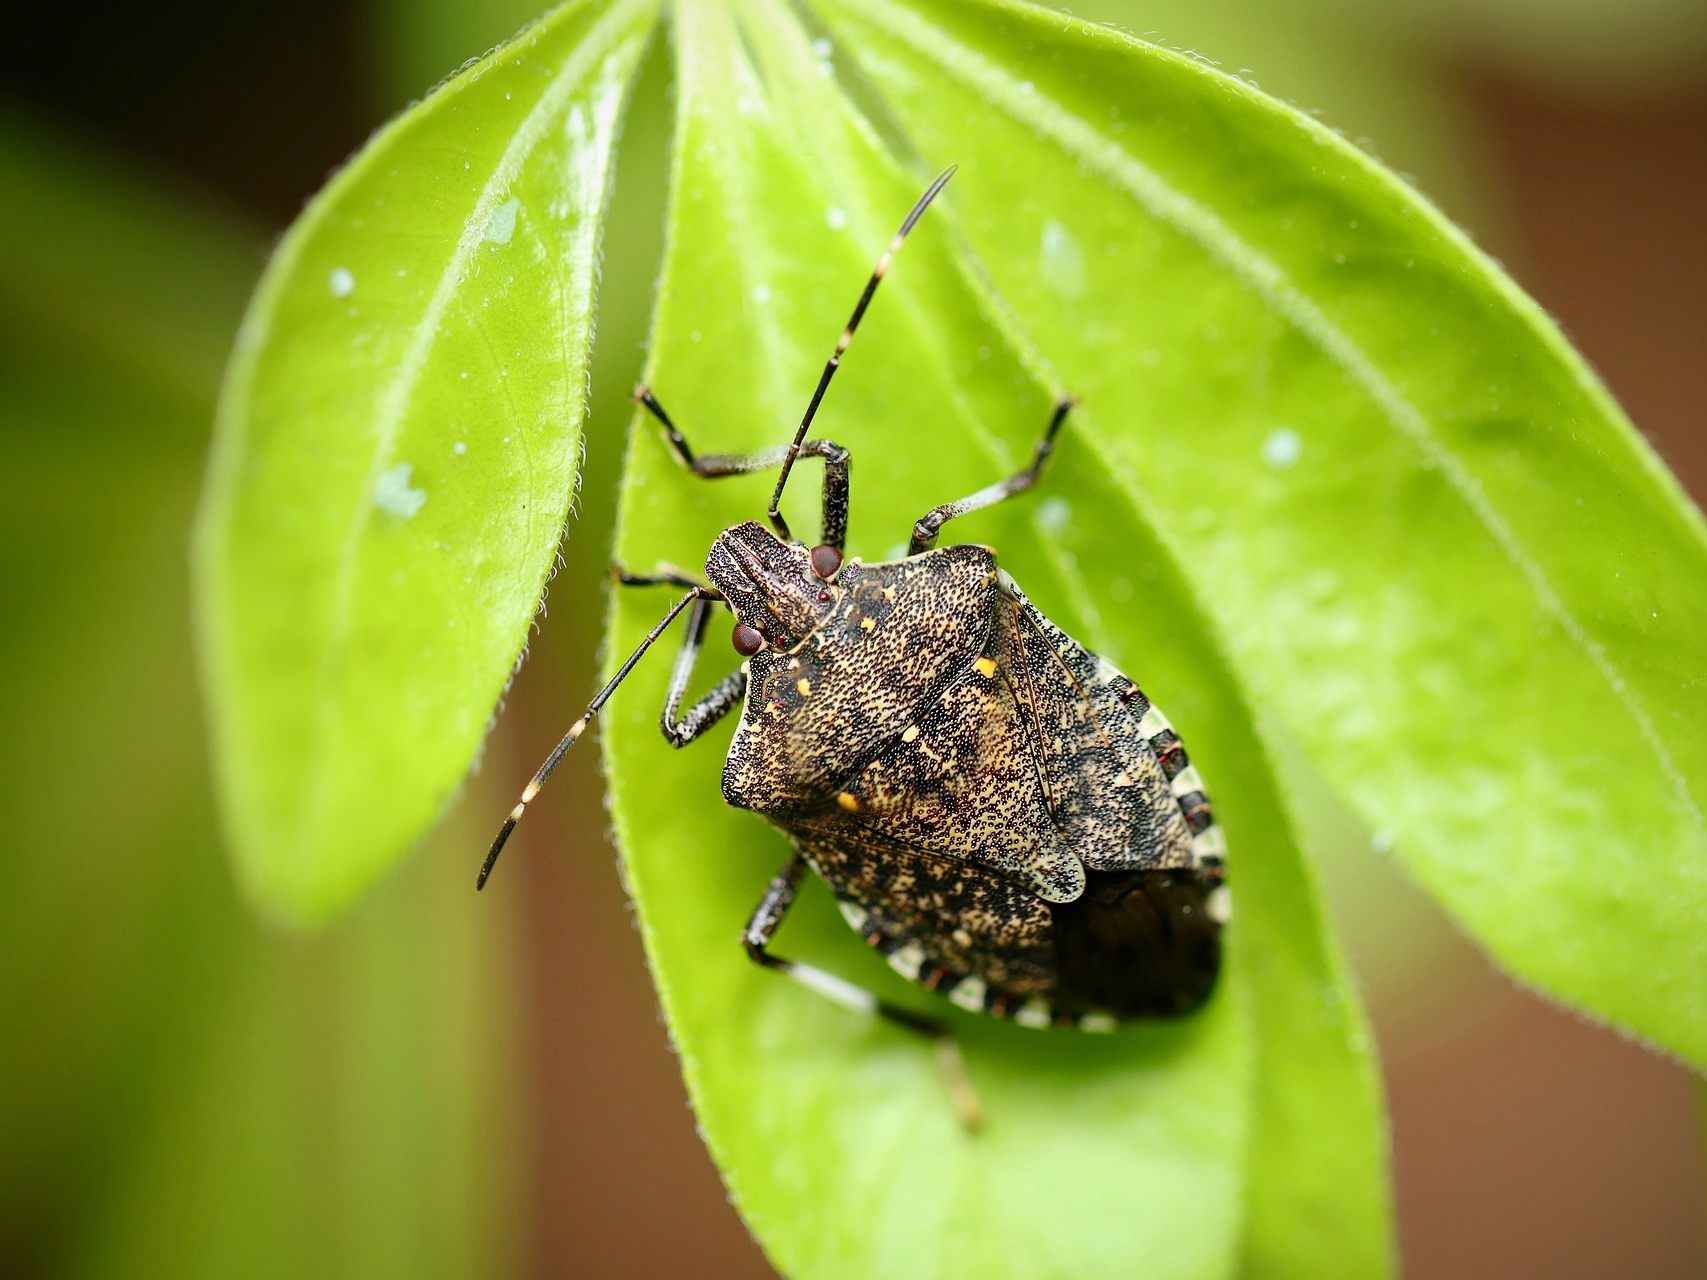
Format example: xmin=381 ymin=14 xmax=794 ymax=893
xmin=991 ymin=572 xmax=1216 ymax=876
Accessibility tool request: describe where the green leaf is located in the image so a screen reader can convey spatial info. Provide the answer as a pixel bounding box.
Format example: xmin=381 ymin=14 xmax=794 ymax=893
xmin=816 ymin=0 xmax=1707 ymax=1064
xmin=195 ymin=0 xmax=660 ymax=923
xmin=0 ymin=116 xmax=523 ymax=1278
xmin=601 ymin=1 xmax=1387 ymax=1275
xmin=1067 ymin=0 xmax=1496 ymax=237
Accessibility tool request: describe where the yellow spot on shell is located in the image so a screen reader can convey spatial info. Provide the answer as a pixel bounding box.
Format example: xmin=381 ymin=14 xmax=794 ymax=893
xmin=901 ymin=725 xmax=920 ymax=743
xmin=796 ymin=677 xmax=813 ymax=696
xmin=859 ymin=616 xmax=875 ymax=632
xmin=836 ymin=791 xmax=862 ymax=812
xmin=973 ymin=656 xmax=998 ymax=678
xmin=880 ymin=586 xmax=897 ymax=602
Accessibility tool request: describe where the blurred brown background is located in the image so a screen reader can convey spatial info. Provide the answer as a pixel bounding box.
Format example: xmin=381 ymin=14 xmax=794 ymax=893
xmin=1 ymin=0 xmax=1702 ymax=1276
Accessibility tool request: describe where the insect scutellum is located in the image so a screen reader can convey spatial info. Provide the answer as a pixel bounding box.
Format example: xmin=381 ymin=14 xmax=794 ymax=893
xmin=479 ymin=168 xmax=1227 ymax=1127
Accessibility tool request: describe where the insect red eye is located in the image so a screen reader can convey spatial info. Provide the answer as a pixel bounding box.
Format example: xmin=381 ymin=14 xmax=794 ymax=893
xmin=732 ymin=624 xmax=764 ymax=656
xmin=810 ymin=544 xmax=842 ymax=579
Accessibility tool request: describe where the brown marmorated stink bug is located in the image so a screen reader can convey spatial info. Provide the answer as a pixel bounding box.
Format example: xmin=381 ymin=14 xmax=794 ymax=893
xmin=478 ymin=168 xmax=1228 ymax=1124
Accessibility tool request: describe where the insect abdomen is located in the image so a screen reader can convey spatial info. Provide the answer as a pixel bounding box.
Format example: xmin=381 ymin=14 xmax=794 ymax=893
xmin=1048 ymin=869 xmax=1223 ymax=1018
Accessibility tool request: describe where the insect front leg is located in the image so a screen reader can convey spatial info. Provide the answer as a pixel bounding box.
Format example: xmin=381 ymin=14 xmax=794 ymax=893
xmin=742 ymin=855 xmax=984 ymax=1131
xmin=611 ymin=562 xmax=710 ymax=592
xmin=632 ymin=386 xmax=851 ymax=550
xmin=614 ymin=569 xmax=746 ymax=746
xmin=658 ymin=594 xmax=747 ymax=747
xmin=909 ymin=395 xmax=1076 ymax=555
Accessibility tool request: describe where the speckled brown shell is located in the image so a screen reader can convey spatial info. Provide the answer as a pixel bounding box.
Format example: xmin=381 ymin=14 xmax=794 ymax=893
xmin=722 ymin=545 xmax=1227 ymax=1028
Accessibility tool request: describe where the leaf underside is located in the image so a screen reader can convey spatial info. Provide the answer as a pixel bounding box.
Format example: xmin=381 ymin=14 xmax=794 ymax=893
xmin=3 ymin=116 xmax=523 ymax=1280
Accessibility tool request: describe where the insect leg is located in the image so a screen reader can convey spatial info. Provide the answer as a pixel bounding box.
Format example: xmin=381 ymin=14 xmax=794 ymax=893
xmin=742 ymin=855 xmax=984 ymax=1131
xmin=743 ymin=856 xmax=946 ymax=1035
xmin=478 ymin=587 xmax=717 ymax=890
xmin=659 ymin=594 xmax=747 ymax=747
xmin=611 ymin=562 xmax=714 ymax=592
xmin=766 ymin=166 xmax=956 ymax=543
xmin=908 ymin=396 xmax=1076 ymax=555
xmin=632 ymin=387 xmax=852 ymax=550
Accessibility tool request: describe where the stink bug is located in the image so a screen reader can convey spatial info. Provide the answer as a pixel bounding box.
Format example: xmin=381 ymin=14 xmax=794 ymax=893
xmin=479 ymin=168 xmax=1228 ymax=1119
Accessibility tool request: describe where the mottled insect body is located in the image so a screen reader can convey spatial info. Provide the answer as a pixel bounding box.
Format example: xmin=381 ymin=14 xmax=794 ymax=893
xmin=480 ymin=168 xmax=1227 ymax=1117
xmin=710 ymin=527 xmax=1225 ymax=1033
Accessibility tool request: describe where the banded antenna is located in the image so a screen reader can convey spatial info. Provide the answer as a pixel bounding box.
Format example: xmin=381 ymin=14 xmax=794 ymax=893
xmin=765 ymin=165 xmax=957 ymax=542
xmin=477 ymin=589 xmax=716 ymax=889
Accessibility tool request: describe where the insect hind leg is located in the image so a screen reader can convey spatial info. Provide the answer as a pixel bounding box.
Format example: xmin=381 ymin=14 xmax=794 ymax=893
xmin=743 ymin=855 xmax=983 ymax=1131
xmin=909 ymin=395 xmax=1075 ymax=555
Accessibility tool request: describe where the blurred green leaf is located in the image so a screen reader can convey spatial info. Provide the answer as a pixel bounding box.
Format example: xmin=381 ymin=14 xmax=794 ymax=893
xmin=818 ymin=0 xmax=1707 ymax=1065
xmin=0 ymin=112 xmax=523 ymax=1279
xmin=64 ymin=836 xmax=524 ymax=1280
xmin=0 ymin=110 xmax=258 ymax=414
xmin=195 ymin=0 xmax=660 ymax=923
xmin=0 ymin=105 xmax=260 ymax=1263
xmin=594 ymin=2 xmax=1387 ymax=1276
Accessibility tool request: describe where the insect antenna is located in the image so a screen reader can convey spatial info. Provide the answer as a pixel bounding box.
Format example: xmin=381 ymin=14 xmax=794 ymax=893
xmin=478 ymin=587 xmax=717 ymax=889
xmin=765 ymin=165 xmax=957 ymax=542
